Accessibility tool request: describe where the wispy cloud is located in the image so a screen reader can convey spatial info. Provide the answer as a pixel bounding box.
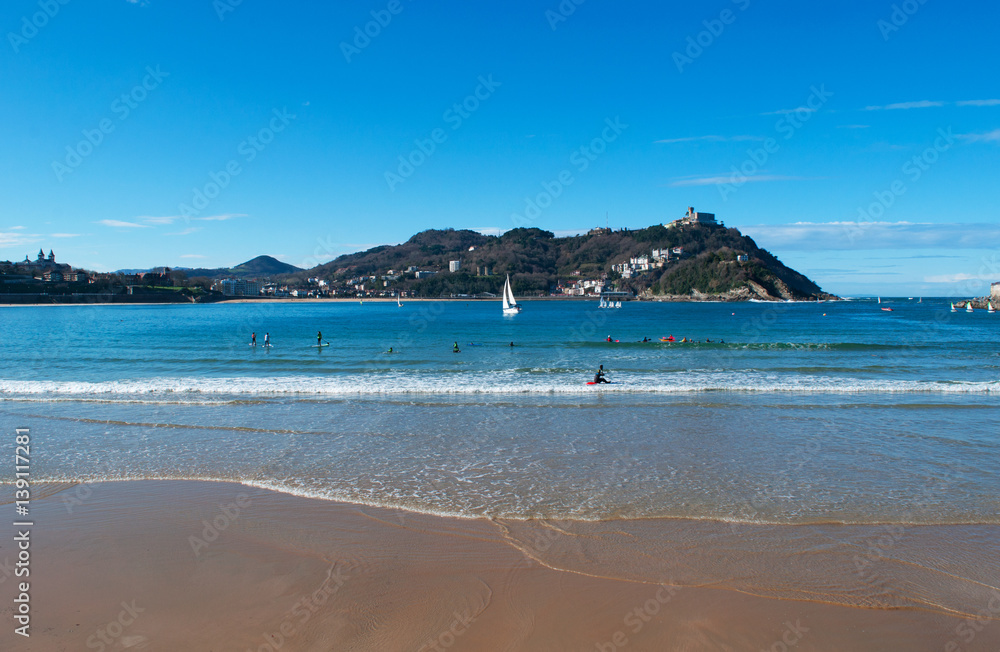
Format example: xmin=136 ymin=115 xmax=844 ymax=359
xmin=0 ymin=231 xmax=41 ymax=247
xmin=50 ymin=233 xmax=83 ymax=238
xmin=865 ymin=100 xmax=945 ymax=111
xmin=956 ymin=99 xmax=1000 ymax=107
xmin=923 ymin=272 xmax=997 ymax=283
xmin=655 ymin=134 xmax=763 ymax=144
xmin=197 ymin=213 xmax=247 ymax=222
xmin=666 ymin=174 xmax=814 ymax=187
xmin=760 ymin=106 xmax=818 ymax=116
xmin=136 ymin=215 xmax=178 ymax=225
xmin=96 ymin=219 xmax=149 ymax=228
xmin=739 ymin=221 xmax=1000 ymax=251
xmin=131 ymin=213 xmax=246 ymax=226
xmin=958 ymin=129 xmax=1000 ymax=144
xmin=166 ymin=227 xmax=203 ymax=236
xmin=863 ymin=99 xmax=1000 ymax=111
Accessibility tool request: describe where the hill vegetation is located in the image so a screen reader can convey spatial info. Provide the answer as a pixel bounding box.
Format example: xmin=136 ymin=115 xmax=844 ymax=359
xmin=292 ymin=223 xmax=829 ymax=301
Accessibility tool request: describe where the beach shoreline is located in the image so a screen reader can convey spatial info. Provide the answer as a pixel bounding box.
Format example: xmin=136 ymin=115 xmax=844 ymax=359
xmin=2 ymin=480 xmax=996 ymax=651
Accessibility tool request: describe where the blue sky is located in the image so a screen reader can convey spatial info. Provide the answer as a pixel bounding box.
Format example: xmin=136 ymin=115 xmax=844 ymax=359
xmin=1 ymin=0 xmax=998 ymax=296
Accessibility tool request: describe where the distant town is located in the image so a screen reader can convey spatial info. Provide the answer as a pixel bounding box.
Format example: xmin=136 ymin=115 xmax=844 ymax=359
xmin=1 ymin=208 xmax=845 ymax=303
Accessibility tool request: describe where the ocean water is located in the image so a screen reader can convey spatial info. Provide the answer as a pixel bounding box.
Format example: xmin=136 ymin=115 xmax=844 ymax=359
xmin=1 ymin=298 xmax=998 ymax=525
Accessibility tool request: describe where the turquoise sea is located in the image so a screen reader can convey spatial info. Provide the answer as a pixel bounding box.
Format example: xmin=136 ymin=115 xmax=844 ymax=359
xmin=1 ymin=298 xmax=998 ymax=525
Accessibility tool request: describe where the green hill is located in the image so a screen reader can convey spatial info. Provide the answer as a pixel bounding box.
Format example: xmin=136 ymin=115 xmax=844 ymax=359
xmin=295 ymin=223 xmax=830 ymax=301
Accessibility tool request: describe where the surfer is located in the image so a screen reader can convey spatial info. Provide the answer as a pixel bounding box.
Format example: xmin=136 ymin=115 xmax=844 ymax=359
xmin=593 ymin=364 xmax=610 ymax=384
xmin=607 ymin=335 xmax=613 ymax=342
xmin=453 ymin=341 xmax=461 ymax=353
xmin=642 ymin=337 xmax=649 ymax=342
xmin=509 ymin=341 xmax=514 ymax=347
xmin=251 ymin=332 xmax=256 ymax=347
xmin=317 ymin=331 xmax=323 ymax=346
xmin=387 ymin=347 xmax=393 ymax=354
xmin=263 ymin=333 xmax=270 ymax=347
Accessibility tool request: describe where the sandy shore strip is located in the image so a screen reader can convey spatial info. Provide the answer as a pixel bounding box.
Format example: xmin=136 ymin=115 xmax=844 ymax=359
xmin=1 ymin=481 xmax=997 ymax=651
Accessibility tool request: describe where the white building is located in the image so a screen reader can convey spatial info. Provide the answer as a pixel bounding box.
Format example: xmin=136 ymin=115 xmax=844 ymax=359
xmin=449 ymin=260 xmax=461 ymax=272
xmin=215 ymin=278 xmax=260 ymax=296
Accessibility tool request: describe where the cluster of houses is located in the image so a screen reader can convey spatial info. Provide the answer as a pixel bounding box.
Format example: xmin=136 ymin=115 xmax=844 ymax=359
xmin=0 ymin=249 xmax=172 ymax=286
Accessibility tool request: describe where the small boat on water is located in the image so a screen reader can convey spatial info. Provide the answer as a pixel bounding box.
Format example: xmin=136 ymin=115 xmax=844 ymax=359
xmin=966 ymin=302 xmax=974 ymax=313
xmin=397 ymin=294 xmax=403 ymax=307
xmin=881 ymin=307 xmax=894 ymax=312
xmin=950 ymin=302 xmax=957 ymax=312
xmin=989 ymin=302 xmax=996 ymax=314
xmin=502 ymin=275 xmax=521 ymax=315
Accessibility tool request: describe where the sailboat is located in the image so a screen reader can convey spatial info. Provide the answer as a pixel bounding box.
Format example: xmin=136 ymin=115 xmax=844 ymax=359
xmin=988 ymin=302 xmax=996 ymax=314
xmin=950 ymin=302 xmax=957 ymax=312
xmin=397 ymin=294 xmax=403 ymax=307
xmin=966 ymin=302 xmax=974 ymax=313
xmin=502 ymin=275 xmax=521 ymax=315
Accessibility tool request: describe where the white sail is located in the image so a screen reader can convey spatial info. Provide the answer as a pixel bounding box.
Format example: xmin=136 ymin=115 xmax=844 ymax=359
xmin=502 ymin=275 xmax=520 ymax=314
xmin=966 ymin=302 xmax=974 ymax=312
xmin=989 ymin=302 xmax=995 ymax=313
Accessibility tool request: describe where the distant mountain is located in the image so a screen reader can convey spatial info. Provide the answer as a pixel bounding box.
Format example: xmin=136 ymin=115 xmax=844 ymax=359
xmin=120 ymin=255 xmax=303 ymax=280
xmin=231 ymin=255 xmax=303 ymax=276
xmin=291 ymin=223 xmax=831 ymax=301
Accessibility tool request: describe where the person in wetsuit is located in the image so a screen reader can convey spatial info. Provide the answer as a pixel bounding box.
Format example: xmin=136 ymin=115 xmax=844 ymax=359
xmin=453 ymin=341 xmax=460 ymax=353
xmin=593 ymin=364 xmax=610 ymax=384
xmin=317 ymin=331 xmax=323 ymax=346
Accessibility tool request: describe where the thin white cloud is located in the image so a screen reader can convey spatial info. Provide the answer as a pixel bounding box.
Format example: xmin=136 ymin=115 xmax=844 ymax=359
xmin=8 ymin=226 xmax=26 ymax=230
xmin=739 ymin=221 xmax=1000 ymax=251
xmin=667 ymin=174 xmax=813 ymax=187
xmin=760 ymin=106 xmax=818 ymax=116
xmin=956 ymin=99 xmax=1000 ymax=107
xmin=197 ymin=213 xmax=247 ymax=222
xmin=96 ymin=219 xmax=149 ymax=228
xmin=865 ymin=100 xmax=945 ymax=111
xmin=50 ymin=233 xmax=83 ymax=238
xmin=0 ymin=231 xmax=42 ymax=247
xmin=166 ymin=227 xmax=203 ymax=236
xmin=655 ymin=135 xmax=763 ymax=144
xmin=958 ymin=129 xmax=1000 ymax=143
xmin=923 ymin=272 xmax=998 ymax=283
xmin=137 ymin=215 xmax=178 ymax=225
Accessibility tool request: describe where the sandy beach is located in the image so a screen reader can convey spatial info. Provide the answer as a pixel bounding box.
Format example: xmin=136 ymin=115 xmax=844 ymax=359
xmin=2 ymin=481 xmax=996 ymax=651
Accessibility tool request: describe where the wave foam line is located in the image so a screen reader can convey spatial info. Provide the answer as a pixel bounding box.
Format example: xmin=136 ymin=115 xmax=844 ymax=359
xmin=1 ymin=374 xmax=997 ymax=397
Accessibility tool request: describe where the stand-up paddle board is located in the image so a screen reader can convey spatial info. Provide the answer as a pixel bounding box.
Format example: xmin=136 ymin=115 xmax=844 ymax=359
xmin=586 ymin=381 xmax=615 ymax=385
xmin=312 ymin=343 xmax=330 ymax=348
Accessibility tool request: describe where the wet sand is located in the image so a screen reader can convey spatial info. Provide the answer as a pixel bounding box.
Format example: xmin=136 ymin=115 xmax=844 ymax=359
xmin=1 ymin=481 xmax=997 ymax=651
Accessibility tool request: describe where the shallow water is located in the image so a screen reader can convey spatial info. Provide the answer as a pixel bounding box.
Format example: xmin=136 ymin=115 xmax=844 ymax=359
xmin=1 ymin=299 xmax=998 ymax=524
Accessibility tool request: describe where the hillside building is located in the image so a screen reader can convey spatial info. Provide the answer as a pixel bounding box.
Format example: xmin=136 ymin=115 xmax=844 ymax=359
xmin=215 ymin=278 xmax=260 ymax=296
xmin=449 ymin=260 xmax=461 ymax=272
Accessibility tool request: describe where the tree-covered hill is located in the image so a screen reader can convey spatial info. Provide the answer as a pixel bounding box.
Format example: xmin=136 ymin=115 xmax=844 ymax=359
xmin=290 ymin=223 xmax=829 ymax=300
